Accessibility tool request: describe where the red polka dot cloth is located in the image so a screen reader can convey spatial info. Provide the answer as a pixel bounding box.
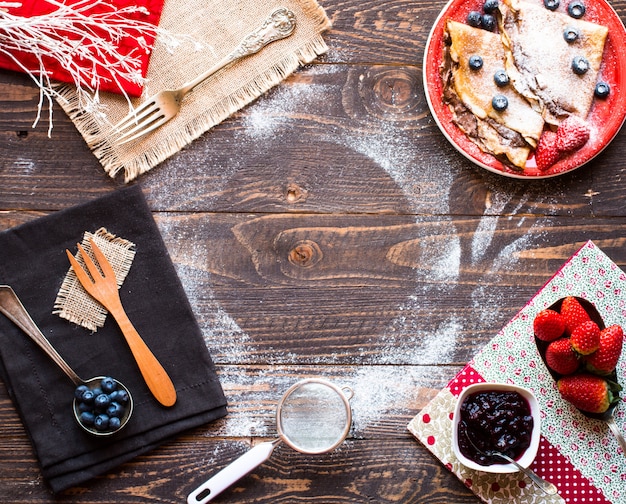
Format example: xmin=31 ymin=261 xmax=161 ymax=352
xmin=409 ymin=240 xmax=626 ymax=503
xmin=0 ymin=0 xmax=165 ymax=96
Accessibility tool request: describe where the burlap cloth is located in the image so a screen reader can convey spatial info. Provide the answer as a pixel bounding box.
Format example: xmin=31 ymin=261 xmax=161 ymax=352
xmin=53 ymin=228 xmax=136 ymax=332
xmin=56 ymin=0 xmax=331 ymax=182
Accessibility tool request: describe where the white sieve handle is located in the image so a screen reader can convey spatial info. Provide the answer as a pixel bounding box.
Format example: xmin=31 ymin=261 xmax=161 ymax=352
xmin=187 ymin=440 xmax=279 ymax=504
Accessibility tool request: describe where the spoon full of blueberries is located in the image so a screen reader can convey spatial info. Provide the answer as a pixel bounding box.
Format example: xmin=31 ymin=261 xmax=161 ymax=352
xmin=0 ymin=285 xmax=133 ymax=436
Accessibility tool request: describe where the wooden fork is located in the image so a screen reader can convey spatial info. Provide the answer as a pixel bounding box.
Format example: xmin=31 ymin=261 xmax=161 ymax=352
xmin=67 ymin=238 xmax=177 ymax=407
xmin=112 ymin=7 xmax=296 ymax=145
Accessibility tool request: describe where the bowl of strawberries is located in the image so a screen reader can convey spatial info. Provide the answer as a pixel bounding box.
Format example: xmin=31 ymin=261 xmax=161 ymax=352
xmin=534 ymin=296 xmax=624 ymax=419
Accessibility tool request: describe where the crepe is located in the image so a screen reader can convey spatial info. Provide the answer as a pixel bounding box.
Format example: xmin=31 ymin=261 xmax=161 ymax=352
xmin=443 ymin=20 xmax=545 ymax=169
xmin=499 ymin=0 xmax=608 ymax=125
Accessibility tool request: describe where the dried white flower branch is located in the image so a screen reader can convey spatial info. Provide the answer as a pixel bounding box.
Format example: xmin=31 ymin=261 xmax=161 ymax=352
xmin=0 ymin=0 xmax=191 ymax=136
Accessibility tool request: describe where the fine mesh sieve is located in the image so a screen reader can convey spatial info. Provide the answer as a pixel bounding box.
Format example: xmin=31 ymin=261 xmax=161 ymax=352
xmin=187 ymin=378 xmax=353 ymax=504
xmin=277 ymin=379 xmax=352 ymax=453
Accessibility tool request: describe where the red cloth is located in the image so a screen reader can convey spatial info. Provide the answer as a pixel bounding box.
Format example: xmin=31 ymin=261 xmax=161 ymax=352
xmin=0 ymin=0 xmax=166 ymax=96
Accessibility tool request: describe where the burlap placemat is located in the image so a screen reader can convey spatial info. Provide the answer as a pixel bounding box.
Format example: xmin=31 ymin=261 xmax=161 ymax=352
xmin=53 ymin=228 xmax=136 ymax=332
xmin=55 ymin=0 xmax=331 ymax=182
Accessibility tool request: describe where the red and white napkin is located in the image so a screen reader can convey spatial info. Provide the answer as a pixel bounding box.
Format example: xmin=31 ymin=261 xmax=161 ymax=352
xmin=0 ymin=0 xmax=165 ymax=96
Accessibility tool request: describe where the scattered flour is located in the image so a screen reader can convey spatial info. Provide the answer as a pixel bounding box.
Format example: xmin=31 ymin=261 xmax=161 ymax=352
xmin=155 ymin=216 xmax=253 ymax=364
xmin=240 ymin=64 xmax=342 ymax=141
xmin=379 ymin=309 xmax=463 ymax=365
xmin=347 ymin=365 xmax=453 ymax=435
xmin=15 ymin=156 xmax=37 ymax=176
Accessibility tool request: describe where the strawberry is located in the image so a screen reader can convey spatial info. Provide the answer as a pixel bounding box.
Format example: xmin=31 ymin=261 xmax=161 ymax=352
xmin=545 ymin=338 xmax=580 ymax=375
xmin=585 ymin=325 xmax=624 ymax=375
xmin=555 ymin=115 xmax=590 ymax=152
xmin=534 ymin=130 xmax=560 ymax=170
xmin=570 ymin=320 xmax=601 ymax=355
xmin=534 ymin=309 xmax=565 ymax=341
xmin=560 ymin=296 xmax=591 ymax=335
xmin=557 ymin=373 xmax=621 ymax=414
xmin=556 ymin=115 xmax=590 ymax=153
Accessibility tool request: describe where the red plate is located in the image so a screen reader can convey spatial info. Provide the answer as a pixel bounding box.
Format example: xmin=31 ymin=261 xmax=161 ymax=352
xmin=424 ymin=0 xmax=626 ymax=178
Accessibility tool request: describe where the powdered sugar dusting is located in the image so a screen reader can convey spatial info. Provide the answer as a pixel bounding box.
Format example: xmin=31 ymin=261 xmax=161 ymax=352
xmin=347 ymin=365 xmax=452 ymax=434
xmin=381 ymin=308 xmax=463 ymax=365
xmin=155 ymin=216 xmax=255 ymax=363
xmin=240 ymin=65 xmax=342 ymax=141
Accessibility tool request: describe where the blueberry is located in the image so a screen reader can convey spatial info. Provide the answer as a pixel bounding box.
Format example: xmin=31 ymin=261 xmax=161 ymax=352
xmin=94 ymin=414 xmax=110 ymax=431
xmin=483 ymin=0 xmax=499 ymax=13
xmin=563 ymin=26 xmax=580 ymax=43
xmin=94 ymin=393 xmax=111 ymax=411
xmin=77 ymin=401 xmax=92 ymax=413
xmin=80 ymin=411 xmax=96 ymax=426
xmin=109 ymin=389 xmax=130 ymax=404
xmin=469 ymin=55 xmax=484 ymax=70
xmin=91 ymin=387 xmax=103 ymax=398
xmin=467 ymin=10 xmax=482 ymax=27
xmin=109 ymin=416 xmax=122 ymax=430
xmin=571 ymin=55 xmax=590 ymax=74
xmin=492 ymin=94 xmax=509 ymax=111
xmin=74 ymin=384 xmax=90 ymax=401
xmin=107 ymin=402 xmax=125 ymax=418
xmin=80 ymin=389 xmax=95 ymax=404
xmin=595 ymin=81 xmax=610 ymax=98
xmin=568 ymin=0 xmax=586 ymax=18
xmin=481 ymin=14 xmax=497 ymax=31
xmin=544 ymin=0 xmax=559 ymax=10
xmin=494 ymin=69 xmax=510 ymax=87
xmin=100 ymin=377 xmax=117 ymax=394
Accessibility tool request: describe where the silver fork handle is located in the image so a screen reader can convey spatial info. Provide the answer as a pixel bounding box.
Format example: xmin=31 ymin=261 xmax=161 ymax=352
xmin=180 ymin=7 xmax=296 ymax=95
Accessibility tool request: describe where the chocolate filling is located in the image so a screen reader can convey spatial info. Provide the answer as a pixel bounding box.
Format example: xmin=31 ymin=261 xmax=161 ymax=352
xmin=441 ymin=31 xmax=529 ymax=171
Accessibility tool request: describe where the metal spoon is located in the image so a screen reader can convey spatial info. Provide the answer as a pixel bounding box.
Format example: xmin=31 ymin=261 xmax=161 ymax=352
xmin=590 ymin=405 xmax=626 ymax=454
xmin=461 ymin=421 xmax=558 ymax=495
xmin=0 ymin=285 xmax=133 ymax=436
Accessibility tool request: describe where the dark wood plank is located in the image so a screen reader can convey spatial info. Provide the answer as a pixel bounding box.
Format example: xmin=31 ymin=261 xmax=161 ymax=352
xmin=156 ymin=213 xmax=626 ymax=365
xmin=2 ymin=65 xmax=625 ymax=217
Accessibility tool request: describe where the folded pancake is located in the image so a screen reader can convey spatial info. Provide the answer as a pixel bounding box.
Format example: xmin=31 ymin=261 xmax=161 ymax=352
xmin=499 ymin=0 xmax=608 ymax=125
xmin=442 ymin=20 xmax=545 ymax=169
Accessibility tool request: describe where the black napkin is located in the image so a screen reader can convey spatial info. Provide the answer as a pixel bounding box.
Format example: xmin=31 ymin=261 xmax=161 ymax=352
xmin=0 ymin=185 xmax=227 ymax=493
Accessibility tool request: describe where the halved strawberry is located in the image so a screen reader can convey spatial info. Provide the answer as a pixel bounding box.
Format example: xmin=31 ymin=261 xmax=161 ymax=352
xmin=545 ymin=338 xmax=580 ymax=375
xmin=560 ymin=296 xmax=591 ymax=335
xmin=571 ymin=320 xmax=601 ymax=355
xmin=557 ymin=373 xmax=621 ymax=414
xmin=585 ymin=325 xmax=624 ymax=375
xmin=534 ymin=309 xmax=565 ymax=341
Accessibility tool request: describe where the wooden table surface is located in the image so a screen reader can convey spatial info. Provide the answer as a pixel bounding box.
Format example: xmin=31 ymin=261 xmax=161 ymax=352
xmin=2 ymin=0 xmax=626 ymax=502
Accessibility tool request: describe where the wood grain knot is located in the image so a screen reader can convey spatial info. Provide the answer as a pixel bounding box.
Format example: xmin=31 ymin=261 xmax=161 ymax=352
xmin=358 ymin=67 xmax=422 ymax=120
xmin=284 ymin=183 xmax=307 ymax=204
xmin=288 ymin=240 xmax=322 ymax=268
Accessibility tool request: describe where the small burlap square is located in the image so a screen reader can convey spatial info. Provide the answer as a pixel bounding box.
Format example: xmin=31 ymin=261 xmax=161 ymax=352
xmin=53 ymin=228 xmax=136 ymax=332
xmin=56 ymin=0 xmax=331 ymax=182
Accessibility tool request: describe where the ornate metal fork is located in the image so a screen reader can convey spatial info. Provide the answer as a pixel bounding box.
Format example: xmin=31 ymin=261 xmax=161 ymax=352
xmin=111 ymin=7 xmax=297 ymax=145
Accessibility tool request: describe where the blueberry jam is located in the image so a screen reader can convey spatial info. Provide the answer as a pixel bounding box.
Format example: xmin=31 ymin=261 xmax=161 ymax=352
xmin=457 ymin=390 xmax=533 ymax=466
